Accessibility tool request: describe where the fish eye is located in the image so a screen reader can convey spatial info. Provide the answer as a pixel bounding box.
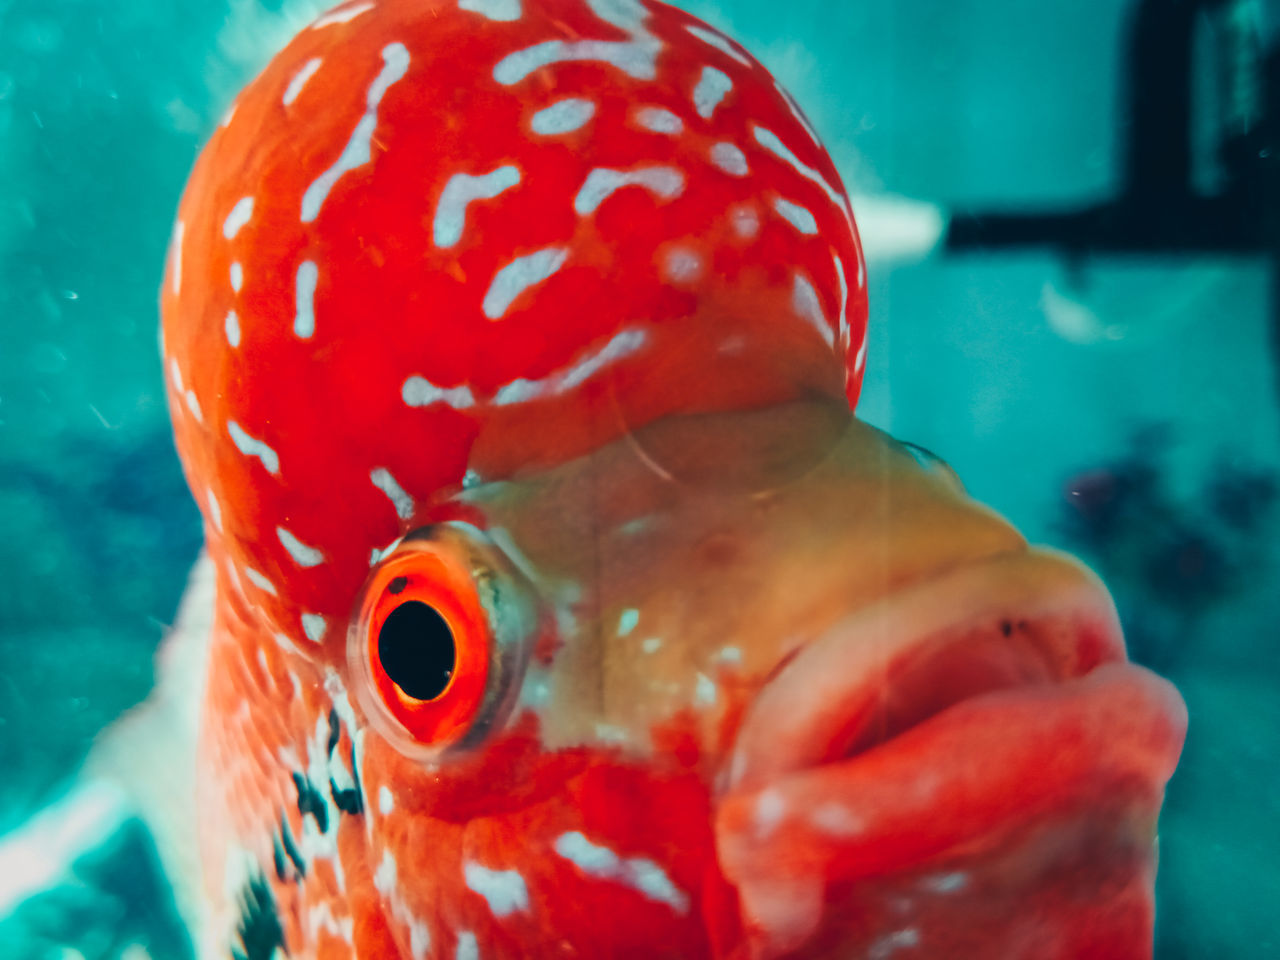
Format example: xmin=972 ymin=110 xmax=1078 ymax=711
xmin=378 ymin=600 xmax=456 ymax=701
xmin=347 ymin=523 xmax=538 ymax=760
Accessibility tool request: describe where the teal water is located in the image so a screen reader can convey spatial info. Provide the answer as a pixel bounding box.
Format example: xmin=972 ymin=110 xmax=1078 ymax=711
xmin=0 ymin=0 xmax=1276 ymax=957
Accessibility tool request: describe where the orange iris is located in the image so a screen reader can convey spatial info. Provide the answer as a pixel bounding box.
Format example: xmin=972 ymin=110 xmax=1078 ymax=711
xmin=357 ymin=540 xmax=492 ymax=748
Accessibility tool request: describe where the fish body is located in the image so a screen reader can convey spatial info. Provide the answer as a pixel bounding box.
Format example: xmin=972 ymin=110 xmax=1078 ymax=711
xmin=156 ymin=1 xmax=1186 ymax=958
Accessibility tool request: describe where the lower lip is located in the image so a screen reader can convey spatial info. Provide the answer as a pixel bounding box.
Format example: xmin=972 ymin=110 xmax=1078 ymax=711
xmin=715 ymin=662 xmax=1185 ymax=958
xmin=713 ymin=549 xmax=1188 ymax=957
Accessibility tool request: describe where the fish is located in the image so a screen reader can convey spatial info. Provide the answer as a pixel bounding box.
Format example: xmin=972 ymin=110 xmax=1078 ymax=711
xmin=149 ymin=0 xmax=1188 ymax=957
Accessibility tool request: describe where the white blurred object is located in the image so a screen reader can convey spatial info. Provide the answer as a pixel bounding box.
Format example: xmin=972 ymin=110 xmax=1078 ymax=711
xmin=1041 ymin=260 xmax=1237 ymax=346
xmin=0 ymin=781 xmax=130 ymax=916
xmin=850 ymin=193 xmax=949 ymax=264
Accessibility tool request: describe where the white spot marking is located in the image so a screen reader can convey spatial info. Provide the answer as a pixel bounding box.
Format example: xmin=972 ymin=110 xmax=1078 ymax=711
xmin=854 ymin=333 xmax=868 ymax=371
xmin=642 ymin=637 xmax=662 ymax=654
xmin=710 ymin=141 xmax=748 ymax=177
xmin=635 ymin=106 xmax=682 ymax=134
xmin=225 ymin=310 xmax=241 ymax=347
xmin=594 ymin=723 xmax=629 ymax=743
xmin=222 ymin=197 xmax=254 ymax=240
xmin=686 ymin=24 xmax=751 ymax=66
xmin=811 ymin=802 xmax=863 ymax=836
xmin=463 ymin=861 xmax=529 ymax=917
xmin=183 ymin=389 xmax=203 ymax=423
xmin=663 ymin=247 xmax=702 ymax=284
xmin=693 ymin=66 xmax=732 ymax=119
xmin=278 ymin=526 xmax=325 ymax=567
xmin=617 ymin=608 xmax=639 ymax=637
xmin=220 ymin=104 xmax=236 ymax=128
xmin=494 ymin=0 xmax=659 ymax=84
xmin=205 ymin=490 xmax=223 ymax=533
xmin=244 ymin=567 xmax=278 ymax=596
xmin=230 ymin=261 xmax=244 ymax=292
xmin=482 ymin=246 xmax=568 ymax=320
xmin=283 ymin=57 xmax=323 ymax=106
xmin=922 ymin=872 xmax=968 ymax=894
xmin=227 ymin=421 xmax=279 ymax=475
xmin=755 ymin=788 xmax=786 ymax=837
xmin=553 ymin=832 xmax=689 ymax=914
xmin=294 ymin=260 xmax=318 ymax=338
xmin=731 ymin=203 xmax=760 ymax=238
xmin=574 ymin=166 xmax=684 ymax=216
xmin=869 ymin=928 xmax=920 ymax=960
xmin=402 ymin=377 xmax=477 ymax=410
xmin=169 ymin=221 xmax=183 ymax=295
xmin=833 ymin=251 xmax=849 ymax=347
xmin=274 ymin=632 xmax=305 ymax=657
xmin=301 ymin=613 xmax=328 ymax=644
xmin=409 ymin=922 xmax=430 ymax=960
xmin=379 ymin=786 xmax=394 ymax=815
xmin=717 ymin=646 xmax=743 ymax=664
xmin=455 ymin=931 xmax=479 ymax=960
xmin=773 ymin=196 xmax=818 ymax=235
xmin=370 ymin=536 xmax=404 ymax=567
xmin=301 ymin=43 xmax=410 ymax=223
xmin=434 ymin=166 xmax=521 ymax=248
xmin=695 ymin=673 xmax=717 ymax=705
xmin=374 ymin=851 xmax=432 ymax=960
xmin=370 ymin=467 xmax=415 ymax=521
xmin=530 ymin=98 xmax=595 ymax=135
xmin=792 ymin=272 xmax=833 ymax=348
xmin=311 ymin=2 xmax=375 ymax=28
xmin=752 ymin=125 xmax=846 ymax=211
xmin=373 ymin=849 xmax=397 ymax=894
xmin=492 ymin=327 xmax=645 ymax=405
xmin=459 ymin=0 xmax=521 ymax=21
xmin=307 ymin=902 xmax=354 ymax=943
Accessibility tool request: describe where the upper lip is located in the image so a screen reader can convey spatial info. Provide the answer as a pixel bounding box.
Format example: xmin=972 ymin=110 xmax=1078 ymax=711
xmin=723 ymin=547 xmax=1167 ymax=793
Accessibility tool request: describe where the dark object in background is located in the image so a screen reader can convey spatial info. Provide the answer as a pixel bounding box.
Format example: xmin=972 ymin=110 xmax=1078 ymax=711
xmin=947 ymin=0 xmax=1280 ymax=405
xmin=1058 ymin=423 xmax=1277 ymax=672
xmin=0 ymin=428 xmax=202 ymax=833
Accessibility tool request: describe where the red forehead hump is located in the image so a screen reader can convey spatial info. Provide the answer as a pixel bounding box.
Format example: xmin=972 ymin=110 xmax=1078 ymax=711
xmin=161 ymin=0 xmax=867 ymax=642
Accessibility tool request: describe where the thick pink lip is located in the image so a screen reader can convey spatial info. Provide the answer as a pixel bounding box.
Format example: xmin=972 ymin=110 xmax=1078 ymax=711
xmin=715 ymin=549 xmax=1188 ymax=957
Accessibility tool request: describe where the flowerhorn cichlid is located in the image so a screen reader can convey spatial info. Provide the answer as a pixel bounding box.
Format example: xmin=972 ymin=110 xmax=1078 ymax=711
xmin=155 ymin=0 xmax=1188 ymax=956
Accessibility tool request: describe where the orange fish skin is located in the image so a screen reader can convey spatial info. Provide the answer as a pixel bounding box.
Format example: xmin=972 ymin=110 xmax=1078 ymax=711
xmin=156 ymin=1 xmax=1185 ymax=957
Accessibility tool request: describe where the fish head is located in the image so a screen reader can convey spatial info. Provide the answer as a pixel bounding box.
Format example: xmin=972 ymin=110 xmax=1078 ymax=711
xmin=339 ymin=402 xmax=1185 ymax=959
xmin=157 ymin=0 xmax=1185 ymax=958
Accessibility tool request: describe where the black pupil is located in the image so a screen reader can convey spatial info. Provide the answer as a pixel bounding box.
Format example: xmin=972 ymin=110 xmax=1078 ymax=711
xmin=377 ymin=601 xmax=456 ymax=701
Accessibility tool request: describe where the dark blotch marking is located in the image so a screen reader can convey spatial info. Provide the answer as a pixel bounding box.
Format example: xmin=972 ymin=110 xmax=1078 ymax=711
xmin=325 ymin=709 xmax=365 ymax=817
xmin=1000 ymin=619 xmax=1012 ymax=637
xmin=271 ymin=832 xmax=287 ymax=884
xmin=331 ymin=758 xmax=365 ymax=816
xmin=389 ymin=575 xmax=408 ymax=594
xmin=280 ymin=814 xmax=306 ymax=879
xmin=231 ymin=871 xmax=286 ymax=960
xmin=291 ymin=770 xmax=329 ymax=833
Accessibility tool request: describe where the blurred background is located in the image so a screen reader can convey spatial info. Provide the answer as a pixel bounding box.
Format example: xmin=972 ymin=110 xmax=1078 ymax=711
xmin=0 ymin=0 xmax=1276 ymax=956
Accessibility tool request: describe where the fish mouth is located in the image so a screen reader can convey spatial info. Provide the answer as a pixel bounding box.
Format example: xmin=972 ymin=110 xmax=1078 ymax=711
xmin=715 ymin=548 xmax=1188 ymax=959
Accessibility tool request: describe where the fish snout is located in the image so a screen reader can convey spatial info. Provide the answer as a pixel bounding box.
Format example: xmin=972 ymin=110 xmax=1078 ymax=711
xmin=713 ymin=548 xmax=1188 ymax=959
